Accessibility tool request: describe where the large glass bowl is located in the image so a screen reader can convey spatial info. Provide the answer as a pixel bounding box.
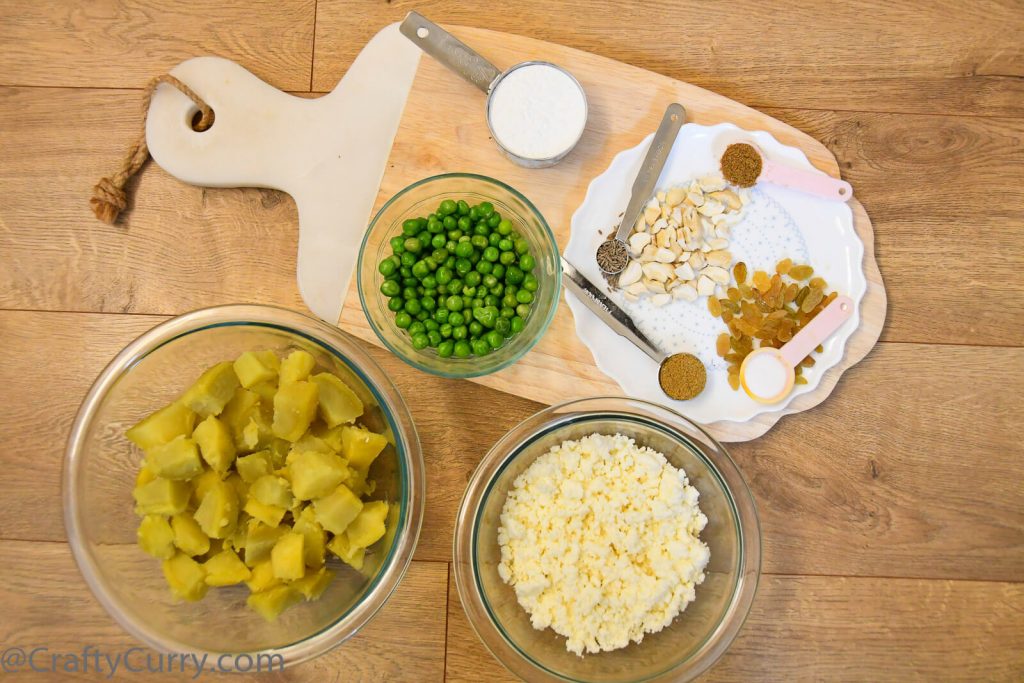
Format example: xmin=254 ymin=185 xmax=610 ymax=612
xmin=63 ymin=305 xmax=424 ymax=666
xmin=454 ymin=397 xmax=760 ymax=682
xmin=357 ymin=173 xmax=560 ymax=378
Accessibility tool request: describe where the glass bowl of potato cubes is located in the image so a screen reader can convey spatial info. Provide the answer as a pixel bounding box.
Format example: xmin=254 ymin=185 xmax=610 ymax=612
xmin=63 ymin=304 xmax=424 ymax=666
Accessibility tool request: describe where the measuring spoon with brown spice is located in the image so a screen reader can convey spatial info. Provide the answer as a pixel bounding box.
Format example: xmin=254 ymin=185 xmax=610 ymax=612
xmin=720 ymin=141 xmax=853 ymax=202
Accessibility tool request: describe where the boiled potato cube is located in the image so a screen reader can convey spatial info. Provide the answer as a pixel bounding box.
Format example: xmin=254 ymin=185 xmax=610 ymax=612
xmin=341 ymin=426 xmax=388 ymax=472
xmin=346 ymin=466 xmax=373 ymax=498
xmin=133 ymin=477 xmax=190 ymax=516
xmin=244 ymin=521 xmax=286 ymax=566
xmin=243 ymin=497 xmax=285 ymax=527
xmin=137 ymin=515 xmax=175 ymax=559
xmin=327 ymin=533 xmax=365 ymax=571
xmin=289 ymin=450 xmax=347 ymax=501
xmin=144 ymin=436 xmax=201 ymax=481
xmin=228 ymin=515 xmax=249 ymax=552
xmin=182 ymin=362 xmax=239 ymax=418
xmin=346 ymin=500 xmax=389 ymax=549
xmin=280 ymin=349 xmax=315 ymax=384
xmin=126 ymin=401 xmax=196 ymax=450
xmin=233 ymin=351 xmax=279 ymax=389
xmin=236 ymin=450 xmax=274 ymax=483
xmin=227 ymin=472 xmax=249 ymax=503
xmin=251 ymin=475 xmax=293 ymax=509
xmin=271 ymin=532 xmax=305 ymax=580
xmin=171 ymin=514 xmax=210 ymax=556
xmin=247 ymin=584 xmax=301 ymax=622
xmin=311 ymin=373 xmax=363 ymax=428
xmin=291 ymin=567 xmax=334 ymax=601
xmin=245 ymin=559 xmax=281 ymax=592
xmin=311 ymin=423 xmax=345 ymax=452
xmin=293 ymin=432 xmax=333 ymax=455
xmin=221 ymin=388 xmax=261 ymax=450
xmin=293 ymin=507 xmax=326 ymax=568
xmin=204 ymin=548 xmax=251 ymax=586
xmin=162 ymin=553 xmax=208 ymax=601
xmin=269 ymin=438 xmax=290 ymax=468
xmin=190 ymin=468 xmax=223 ymax=508
xmin=250 ymin=380 xmax=278 ymax=404
xmin=193 ymin=480 xmax=238 ymax=539
xmin=192 ymin=415 xmax=237 ymax=473
xmin=135 ymin=466 xmax=157 ymax=488
xmin=313 ymin=484 xmax=363 ymax=534
xmin=272 ymin=381 xmax=318 ymax=442
xmin=241 ymin=410 xmax=273 ymax=452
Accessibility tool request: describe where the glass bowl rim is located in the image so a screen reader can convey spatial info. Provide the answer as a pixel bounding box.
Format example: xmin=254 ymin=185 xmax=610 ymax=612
xmin=62 ymin=304 xmax=425 ymax=666
xmin=452 ymin=397 xmax=761 ymax=683
xmin=357 ymin=172 xmax=562 ymax=379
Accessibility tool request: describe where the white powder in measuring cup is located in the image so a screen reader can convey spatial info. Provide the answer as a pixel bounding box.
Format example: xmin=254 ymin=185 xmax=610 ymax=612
xmin=743 ymin=352 xmax=789 ymax=399
xmin=488 ymin=63 xmax=587 ymax=161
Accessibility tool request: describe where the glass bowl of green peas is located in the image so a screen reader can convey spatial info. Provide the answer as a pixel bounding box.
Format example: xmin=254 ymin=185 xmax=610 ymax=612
xmin=357 ymin=173 xmax=561 ymax=378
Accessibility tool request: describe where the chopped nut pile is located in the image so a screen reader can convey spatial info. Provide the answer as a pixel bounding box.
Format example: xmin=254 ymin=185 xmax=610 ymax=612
xmin=617 ymin=175 xmax=749 ymax=306
xmin=712 ymin=259 xmax=836 ymax=390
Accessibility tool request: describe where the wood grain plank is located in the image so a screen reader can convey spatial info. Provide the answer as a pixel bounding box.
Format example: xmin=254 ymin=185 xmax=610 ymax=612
xmin=313 ymin=0 xmax=1024 ymax=117
xmin=1 ymin=87 xmax=1019 ymax=346
xmin=445 ymin=571 xmax=1024 ymax=682
xmin=0 ymin=0 xmax=315 ymax=91
xmin=0 ymin=540 xmax=447 ymax=681
xmin=3 ymin=310 xmax=1021 ymax=582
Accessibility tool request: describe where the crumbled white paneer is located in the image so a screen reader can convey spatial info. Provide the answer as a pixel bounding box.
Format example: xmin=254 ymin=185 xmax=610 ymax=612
xmin=497 ymin=433 xmax=710 ymax=656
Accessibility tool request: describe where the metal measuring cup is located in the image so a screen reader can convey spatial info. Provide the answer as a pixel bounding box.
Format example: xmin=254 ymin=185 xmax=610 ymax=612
xmin=399 ymin=11 xmax=588 ymax=168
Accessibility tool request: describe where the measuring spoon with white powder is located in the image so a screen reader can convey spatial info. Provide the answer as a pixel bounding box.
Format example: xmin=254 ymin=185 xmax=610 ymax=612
xmin=740 ymin=295 xmax=855 ymax=403
xmin=400 ymin=11 xmax=588 ymax=168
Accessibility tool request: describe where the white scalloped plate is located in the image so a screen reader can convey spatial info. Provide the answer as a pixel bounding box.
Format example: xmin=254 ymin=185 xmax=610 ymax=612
xmin=564 ymin=122 xmax=867 ymax=426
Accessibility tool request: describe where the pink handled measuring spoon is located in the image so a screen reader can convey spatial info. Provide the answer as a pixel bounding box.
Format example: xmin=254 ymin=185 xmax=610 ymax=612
xmin=722 ymin=142 xmax=853 ymax=202
xmin=739 ymin=295 xmax=855 ymax=403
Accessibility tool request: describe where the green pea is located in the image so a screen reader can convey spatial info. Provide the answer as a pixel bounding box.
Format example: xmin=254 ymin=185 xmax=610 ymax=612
xmin=484 ymin=295 xmax=499 ymax=308
xmin=404 ymin=237 xmax=422 ymax=254
xmin=394 ymin=311 xmax=412 ymax=329
xmin=427 ymin=218 xmax=443 ymax=234
xmin=388 ymin=297 xmax=405 ymax=312
xmin=452 ymin=325 xmax=468 ymax=340
xmin=427 ymin=330 xmax=442 ymax=347
xmin=445 ymin=240 xmax=458 ymax=254
xmin=505 ymin=266 xmax=524 ymax=286
xmin=476 ymin=260 xmax=493 ymax=275
xmin=481 ymin=274 xmax=498 ymax=289
xmin=499 ymin=251 xmax=516 ymax=265
xmin=471 ymin=235 xmax=488 ymax=249
xmin=411 ymin=261 xmax=429 ymax=279
xmin=483 ymin=246 xmax=499 ymax=262
xmin=487 ymin=213 xmax=502 ymax=228
xmin=458 ymin=216 xmax=473 ymax=231
xmin=503 ymin=293 xmax=518 ymax=308
xmin=445 ymin=295 xmax=464 ymax=311
xmin=449 ymin=311 xmax=465 ymax=326
xmin=440 ymin=323 xmax=453 ymax=338
xmin=448 ymin=229 xmax=463 ymax=240
xmin=472 ymin=298 xmax=484 ymax=310
xmin=448 ymin=278 xmax=463 ymax=293
xmin=494 ymin=317 xmax=512 ymax=336
xmin=464 ymin=271 xmax=482 ymax=287
xmin=421 ymin=274 xmax=437 ymax=289
xmin=455 ymin=258 xmax=473 ymax=275
xmin=399 ymin=267 xmax=412 ymax=279
xmin=519 ymin=254 xmax=536 ymax=271
xmin=492 ymin=264 xmax=506 ymax=279
xmin=445 ymin=256 xmax=456 ymax=269
xmin=471 ymin=339 xmax=491 ymax=356
xmin=469 ymin=206 xmax=480 ymax=221
xmin=485 ymin=330 xmax=504 ymax=349
xmin=500 ymin=306 xmax=515 ymax=319
xmin=429 ymin=234 xmax=445 ymax=249
xmin=511 ymin=316 xmax=525 ymax=333
xmin=417 ymin=231 xmax=431 ymax=248
xmin=439 ymin=199 xmax=457 ymax=216
xmin=457 ymin=200 xmax=470 ymax=216
xmin=402 ymin=219 xmax=421 ymax=236
xmin=516 ymin=289 xmax=534 ymax=304
xmin=497 ymin=219 xmax=513 ymax=236
xmin=399 ymin=252 xmax=415 ymax=268
xmin=434 ymin=308 xmax=449 ymax=324
xmin=469 ymin=321 xmax=484 ymax=337
xmin=455 ymin=241 xmax=474 ymax=258
xmin=462 ymin=285 xmax=477 ymax=298
xmin=496 ymin=238 xmax=513 ymax=252
xmin=409 ymin=321 xmax=426 ymax=335
xmin=523 ymin=273 xmax=538 ymax=292
xmin=454 ymin=340 xmax=471 ymax=358
xmin=425 ymin=256 xmax=439 ymax=271
xmin=514 ymin=238 xmax=530 ymax=255
xmin=380 ymin=279 xmax=400 ymax=297
xmin=436 ymin=267 xmax=453 ymax=285
xmin=438 ymin=340 xmax=454 ymax=358
xmin=378 ymin=259 xmax=397 ymax=277
xmin=516 ymin=303 xmax=531 ymax=318
xmin=424 ymin=319 xmax=439 ymax=331
xmin=478 ymin=201 xmax=494 ymax=218
xmin=422 ymin=296 xmax=436 ymax=312
xmin=473 ymin=222 xmax=489 ymax=236
xmin=443 ymin=215 xmax=457 ymax=230
xmin=390 ymin=236 xmax=406 ymax=253
xmin=404 ymin=299 xmax=422 ymax=315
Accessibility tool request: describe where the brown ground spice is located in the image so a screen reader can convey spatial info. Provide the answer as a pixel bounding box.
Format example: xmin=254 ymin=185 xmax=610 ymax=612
xmin=658 ymin=353 xmax=707 ymax=400
xmin=720 ymin=143 xmax=762 ymax=188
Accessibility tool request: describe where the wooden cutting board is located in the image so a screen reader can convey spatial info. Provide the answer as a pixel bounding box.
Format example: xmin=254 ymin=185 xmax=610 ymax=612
xmin=338 ymin=24 xmax=886 ymax=442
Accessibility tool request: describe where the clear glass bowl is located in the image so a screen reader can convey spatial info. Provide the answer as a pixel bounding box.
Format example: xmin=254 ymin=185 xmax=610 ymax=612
xmin=453 ymin=397 xmax=760 ymax=682
xmin=357 ymin=173 xmax=561 ymax=378
xmin=63 ymin=305 xmax=425 ymax=665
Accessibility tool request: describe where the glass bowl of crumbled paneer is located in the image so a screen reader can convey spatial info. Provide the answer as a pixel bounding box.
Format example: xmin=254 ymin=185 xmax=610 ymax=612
xmin=453 ymin=397 xmax=760 ymax=682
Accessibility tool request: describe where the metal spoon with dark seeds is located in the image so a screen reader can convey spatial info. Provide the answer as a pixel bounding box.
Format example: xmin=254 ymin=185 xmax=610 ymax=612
xmin=596 ymin=103 xmax=686 ymax=275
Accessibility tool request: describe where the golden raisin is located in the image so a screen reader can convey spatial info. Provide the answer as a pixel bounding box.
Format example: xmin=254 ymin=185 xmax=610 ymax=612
xmin=728 ymin=373 xmax=741 ymax=390
xmin=708 ymin=297 xmax=722 ymax=317
xmin=794 ymin=376 xmax=808 ymax=385
xmin=801 ymin=287 xmax=824 ymax=312
xmin=733 ymin=262 xmax=748 ymax=284
xmin=727 ymin=287 xmax=741 ymax=302
xmin=753 ymin=270 xmax=771 ymax=293
xmin=776 ymin=258 xmax=792 ymax=275
xmin=809 ymin=277 xmax=827 ymax=290
xmin=789 ymin=264 xmax=814 ymax=280
xmin=716 ymin=333 xmax=731 ymax=357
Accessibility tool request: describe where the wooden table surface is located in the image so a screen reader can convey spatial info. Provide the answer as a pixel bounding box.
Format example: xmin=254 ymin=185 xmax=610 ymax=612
xmin=1 ymin=1 xmax=1022 ymax=681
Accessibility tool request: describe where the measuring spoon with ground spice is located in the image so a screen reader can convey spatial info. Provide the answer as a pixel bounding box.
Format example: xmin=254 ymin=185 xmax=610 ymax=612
xmin=720 ymin=142 xmax=853 ymax=202
xmin=562 ymin=256 xmax=707 ymax=400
